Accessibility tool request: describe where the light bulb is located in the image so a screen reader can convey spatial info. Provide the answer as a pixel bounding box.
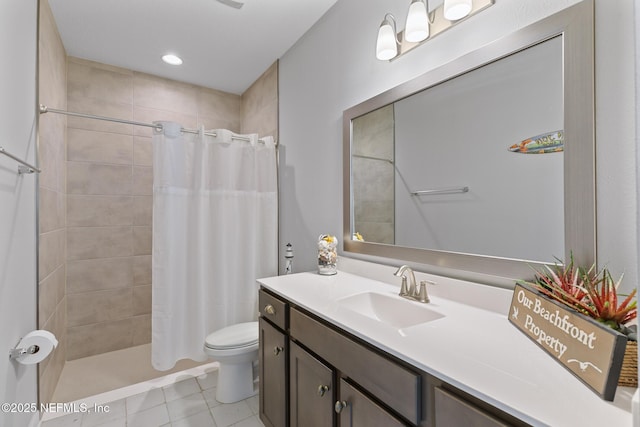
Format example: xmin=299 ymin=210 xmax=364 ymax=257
xmin=405 ymin=0 xmax=429 ymax=43
xmin=444 ymin=0 xmax=472 ymax=21
xmin=376 ymin=18 xmax=398 ymax=60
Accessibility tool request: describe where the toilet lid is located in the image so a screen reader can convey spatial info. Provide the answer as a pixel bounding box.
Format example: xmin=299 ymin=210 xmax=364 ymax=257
xmin=205 ymin=321 xmax=259 ymax=350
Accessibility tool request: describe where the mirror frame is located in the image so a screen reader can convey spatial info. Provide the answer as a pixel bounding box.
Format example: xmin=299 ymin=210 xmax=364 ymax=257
xmin=343 ymin=0 xmax=595 ymax=281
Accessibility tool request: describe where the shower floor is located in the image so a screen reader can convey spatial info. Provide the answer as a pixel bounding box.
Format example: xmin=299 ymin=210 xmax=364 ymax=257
xmin=42 ymin=346 xmax=263 ymax=427
xmin=51 ymin=344 xmax=208 ymax=403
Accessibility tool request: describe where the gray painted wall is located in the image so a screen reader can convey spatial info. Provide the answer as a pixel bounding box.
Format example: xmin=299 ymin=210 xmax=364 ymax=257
xmin=0 ymin=0 xmax=39 ymax=426
xmin=278 ymin=0 xmax=637 ymax=294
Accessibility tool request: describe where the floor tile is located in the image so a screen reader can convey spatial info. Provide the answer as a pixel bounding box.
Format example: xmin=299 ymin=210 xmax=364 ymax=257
xmin=231 ymin=415 xmax=264 ymax=427
xmin=245 ymin=395 xmax=259 ymax=415
xmin=202 ymin=388 xmax=222 ymax=409
xmin=81 ymin=399 xmax=126 ymax=427
xmin=171 ymin=409 xmax=217 ymax=427
xmin=166 ymin=392 xmax=209 ymax=421
xmin=210 ymin=401 xmax=253 ymax=427
xmin=196 ymin=368 xmax=219 ymax=391
xmin=126 ymin=403 xmax=170 ymax=427
xmin=163 ymin=378 xmax=201 ymax=402
xmin=42 ymin=413 xmax=82 ymax=427
xmin=126 ymin=387 xmax=165 ymax=414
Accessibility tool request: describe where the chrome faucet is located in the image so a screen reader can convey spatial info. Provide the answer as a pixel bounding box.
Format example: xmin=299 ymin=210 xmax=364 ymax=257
xmin=393 ymin=265 xmax=431 ymax=303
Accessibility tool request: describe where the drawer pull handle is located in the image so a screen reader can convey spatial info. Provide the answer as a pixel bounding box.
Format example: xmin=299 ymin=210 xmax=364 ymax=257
xmin=273 ymin=346 xmax=283 ymax=356
xmin=334 ymin=400 xmax=349 ymax=413
xmin=264 ymin=304 xmax=276 ymax=315
xmin=317 ymin=384 xmax=330 ymax=397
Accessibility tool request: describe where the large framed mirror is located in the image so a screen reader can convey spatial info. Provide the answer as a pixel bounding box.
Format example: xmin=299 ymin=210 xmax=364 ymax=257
xmin=343 ymin=0 xmax=595 ymax=282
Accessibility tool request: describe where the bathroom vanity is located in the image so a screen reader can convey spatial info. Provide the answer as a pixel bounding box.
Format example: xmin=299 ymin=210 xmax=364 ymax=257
xmin=257 ymin=270 xmax=634 ymax=427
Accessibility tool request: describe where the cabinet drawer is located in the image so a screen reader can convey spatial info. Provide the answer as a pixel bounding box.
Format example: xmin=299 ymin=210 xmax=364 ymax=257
xmin=338 ymin=379 xmax=407 ymax=427
xmin=259 ymin=288 xmax=288 ymax=330
xmin=290 ymin=308 xmax=421 ymax=425
xmin=434 ymin=387 xmax=509 ymax=427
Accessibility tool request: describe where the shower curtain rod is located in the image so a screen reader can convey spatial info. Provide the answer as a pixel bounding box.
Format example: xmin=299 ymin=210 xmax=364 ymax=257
xmin=39 ymin=105 xmax=273 ymax=145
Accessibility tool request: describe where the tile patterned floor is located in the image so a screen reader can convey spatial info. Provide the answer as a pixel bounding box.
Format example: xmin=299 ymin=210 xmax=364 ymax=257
xmin=41 ymin=374 xmax=264 ymax=427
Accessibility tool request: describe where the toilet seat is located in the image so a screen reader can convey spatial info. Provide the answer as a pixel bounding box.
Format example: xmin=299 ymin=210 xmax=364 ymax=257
xmin=205 ymin=321 xmax=258 ymax=350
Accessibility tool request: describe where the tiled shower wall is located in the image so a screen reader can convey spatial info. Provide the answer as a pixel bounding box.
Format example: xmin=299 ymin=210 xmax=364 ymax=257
xmin=241 ymin=61 xmax=278 ymax=141
xmin=38 ymin=0 xmax=279 ymax=388
xmin=352 ymin=104 xmax=395 ymax=244
xmin=64 ymin=57 xmax=244 ymax=360
xmin=38 ymin=0 xmax=68 ymax=404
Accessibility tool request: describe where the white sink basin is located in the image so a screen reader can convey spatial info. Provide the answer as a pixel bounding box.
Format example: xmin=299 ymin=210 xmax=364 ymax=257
xmin=337 ymin=291 xmax=444 ymax=329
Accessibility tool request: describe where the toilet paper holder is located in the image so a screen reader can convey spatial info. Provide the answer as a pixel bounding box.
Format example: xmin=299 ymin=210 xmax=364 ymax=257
xmin=9 ymin=344 xmax=40 ymax=360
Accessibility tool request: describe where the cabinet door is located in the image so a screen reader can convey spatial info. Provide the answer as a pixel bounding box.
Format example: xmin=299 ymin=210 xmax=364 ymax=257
xmin=336 ymin=379 xmax=407 ymax=427
xmin=434 ymin=387 xmax=510 ymax=427
xmin=289 ymin=341 xmax=334 ymax=427
xmin=259 ymin=318 xmax=288 ymax=427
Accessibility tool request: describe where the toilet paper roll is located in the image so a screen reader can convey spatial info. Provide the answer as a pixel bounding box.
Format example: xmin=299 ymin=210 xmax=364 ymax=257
xmin=13 ymin=330 xmax=58 ymax=365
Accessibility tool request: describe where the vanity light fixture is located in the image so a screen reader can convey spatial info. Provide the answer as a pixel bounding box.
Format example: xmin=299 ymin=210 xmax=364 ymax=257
xmin=162 ymin=54 xmax=183 ymax=65
xmin=375 ymin=0 xmax=494 ymax=61
xmin=376 ymin=14 xmax=400 ymax=61
xmin=405 ymin=0 xmax=430 ymax=43
xmin=443 ymin=0 xmax=473 ymax=21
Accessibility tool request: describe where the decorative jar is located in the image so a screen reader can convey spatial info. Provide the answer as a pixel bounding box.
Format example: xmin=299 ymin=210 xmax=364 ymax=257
xmin=318 ymin=234 xmax=338 ymax=275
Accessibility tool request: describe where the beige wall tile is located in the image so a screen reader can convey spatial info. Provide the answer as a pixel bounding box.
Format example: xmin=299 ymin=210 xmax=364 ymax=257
xmin=133 ymin=226 xmax=152 ymax=256
xmin=67 ymin=288 xmax=133 ymax=327
xmin=198 ymin=87 xmax=241 ymax=121
xmin=241 ymin=62 xmax=277 ymax=117
xmin=67 ymin=162 xmax=132 ymax=195
xmin=133 ymin=256 xmax=151 ymax=285
xmin=241 ymin=98 xmax=278 ymax=138
xmin=39 ymin=297 xmax=66 ymax=403
xmin=67 ymin=95 xmax=133 ymax=135
xmin=38 ymin=115 xmax=66 ymax=192
xmin=67 ymin=257 xmax=133 ymax=294
xmin=132 ymin=166 xmax=152 ymax=196
xmin=67 ymin=128 xmax=133 ymax=165
xmin=39 ymin=187 xmax=60 ymax=234
xmin=196 ymin=114 xmax=240 ymax=133
xmin=133 ymin=285 xmax=151 ymax=316
xmin=68 ymin=60 xmax=133 ymax=105
xmin=67 ymin=195 xmax=133 ymax=226
xmin=39 ymin=0 xmax=67 ymax=400
xmin=134 ymin=136 xmax=152 ymax=166
xmin=132 ymin=107 xmax=197 ymax=137
xmin=40 ymin=296 xmax=66 ymax=382
xmin=39 ymin=229 xmax=66 ymax=281
xmin=133 ymin=196 xmax=152 ymax=226
xmin=67 ymin=226 xmax=132 ymax=260
xmin=67 ymin=318 xmax=133 ymax=360
xmin=68 ymin=56 xmax=133 ymax=76
xmin=133 ymin=73 xmax=198 ymax=115
xmin=38 ymin=265 xmax=65 ymax=328
xmin=132 ymin=314 xmax=151 ymax=346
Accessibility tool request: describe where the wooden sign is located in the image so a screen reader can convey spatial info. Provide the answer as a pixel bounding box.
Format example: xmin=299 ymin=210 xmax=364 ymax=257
xmin=509 ymin=283 xmax=628 ymax=401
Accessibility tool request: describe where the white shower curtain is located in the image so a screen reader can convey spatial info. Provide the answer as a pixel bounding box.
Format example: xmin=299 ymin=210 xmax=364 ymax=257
xmin=151 ymin=122 xmax=277 ymax=371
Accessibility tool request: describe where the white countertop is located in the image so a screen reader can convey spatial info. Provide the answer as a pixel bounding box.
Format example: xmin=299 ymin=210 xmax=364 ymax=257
xmin=258 ymin=270 xmax=635 ymax=427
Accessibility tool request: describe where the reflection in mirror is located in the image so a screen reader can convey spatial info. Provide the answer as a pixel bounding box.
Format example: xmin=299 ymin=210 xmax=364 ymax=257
xmin=344 ymin=0 xmax=595 ymax=282
xmin=352 ymin=37 xmax=563 ymax=263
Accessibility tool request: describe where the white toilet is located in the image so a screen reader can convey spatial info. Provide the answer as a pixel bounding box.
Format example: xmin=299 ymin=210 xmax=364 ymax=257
xmin=204 ymin=321 xmax=259 ymax=403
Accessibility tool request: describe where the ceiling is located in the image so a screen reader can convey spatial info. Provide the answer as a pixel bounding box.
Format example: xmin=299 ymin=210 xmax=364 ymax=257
xmin=48 ymin=0 xmax=338 ymax=95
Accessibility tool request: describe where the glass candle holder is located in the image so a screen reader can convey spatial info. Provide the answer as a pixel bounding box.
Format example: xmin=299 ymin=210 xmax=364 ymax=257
xmin=318 ymin=234 xmax=338 ymax=275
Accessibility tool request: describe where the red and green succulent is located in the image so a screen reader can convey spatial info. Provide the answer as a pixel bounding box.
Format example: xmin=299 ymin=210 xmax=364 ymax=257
xmin=519 ymin=256 xmax=637 ymax=337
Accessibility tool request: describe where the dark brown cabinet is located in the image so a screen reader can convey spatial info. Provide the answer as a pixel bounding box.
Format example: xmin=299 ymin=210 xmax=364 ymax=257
xmin=259 ymin=287 xmax=530 ymax=427
xmin=289 ymin=341 xmax=334 ymax=427
xmin=259 ymin=317 xmax=288 ymax=427
xmin=336 ymin=379 xmax=406 ymax=427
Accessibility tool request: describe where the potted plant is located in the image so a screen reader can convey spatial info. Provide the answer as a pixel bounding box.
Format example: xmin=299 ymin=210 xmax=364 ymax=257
xmin=519 ymin=256 xmax=637 ymax=387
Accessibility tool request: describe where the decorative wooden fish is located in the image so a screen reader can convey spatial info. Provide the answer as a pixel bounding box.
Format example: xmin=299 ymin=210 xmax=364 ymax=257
xmin=509 ymin=130 xmax=563 ymax=154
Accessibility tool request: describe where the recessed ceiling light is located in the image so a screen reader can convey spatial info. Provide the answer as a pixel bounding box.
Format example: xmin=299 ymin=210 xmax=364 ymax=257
xmin=162 ymin=54 xmax=183 ymax=65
